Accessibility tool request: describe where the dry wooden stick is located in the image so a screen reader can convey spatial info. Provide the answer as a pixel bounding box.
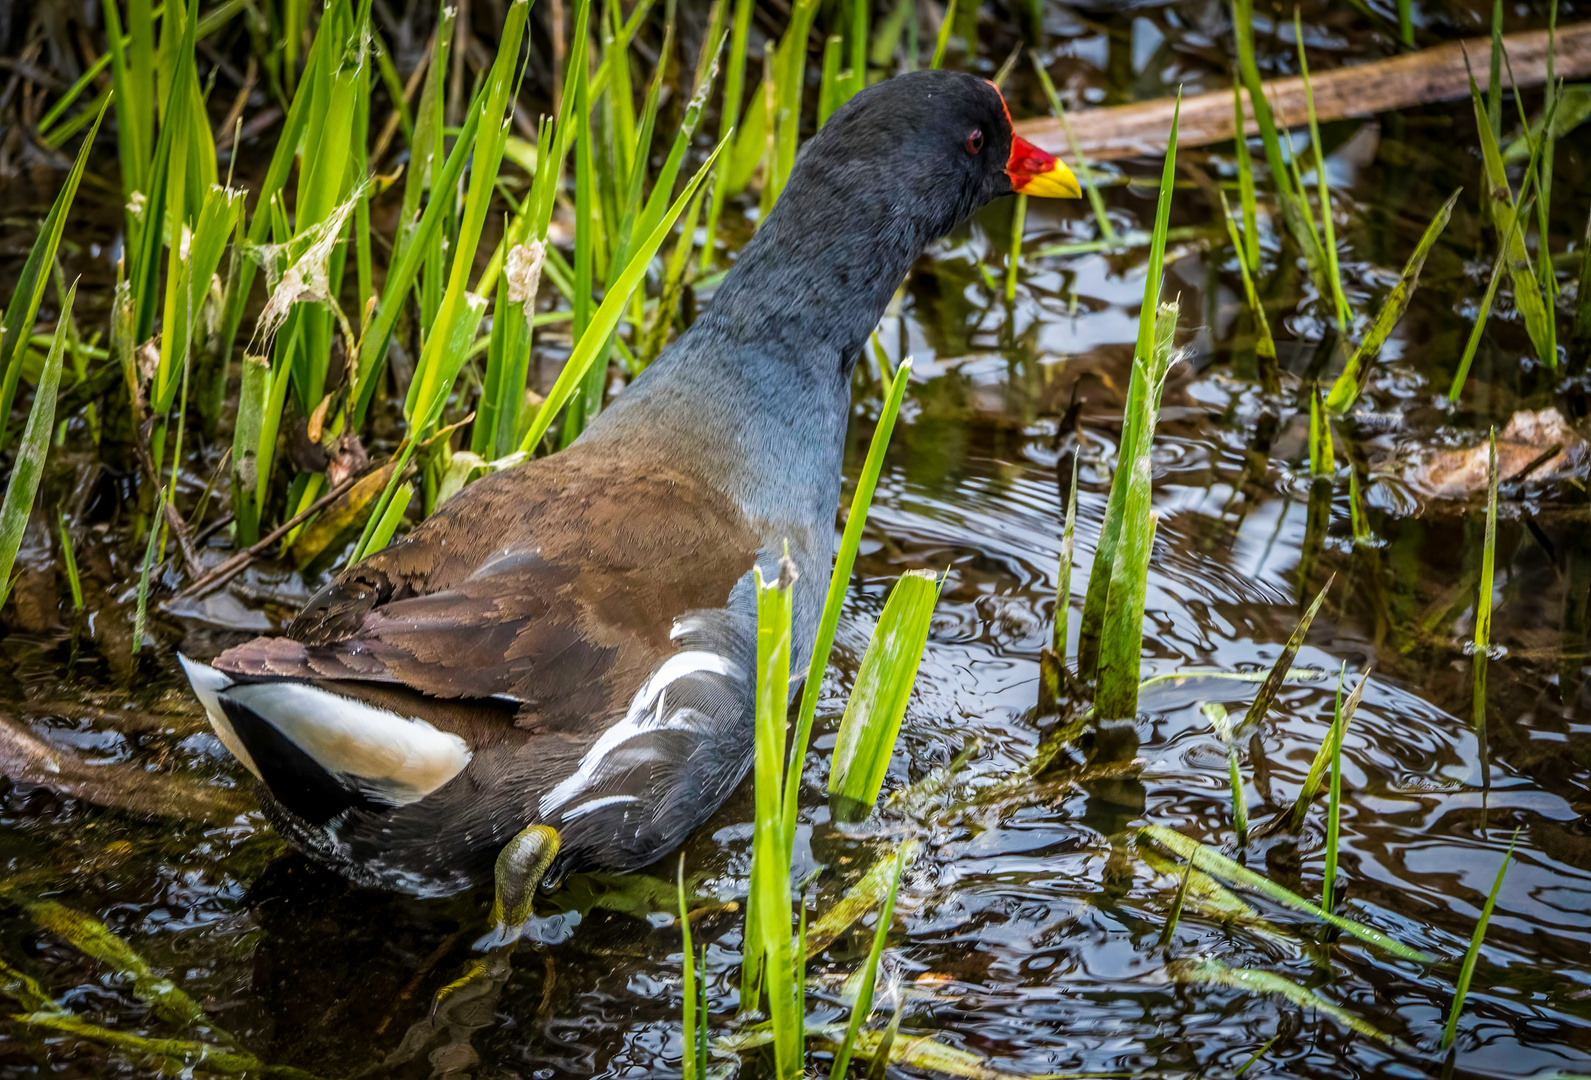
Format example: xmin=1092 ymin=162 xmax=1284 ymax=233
xmin=173 ymin=471 xmax=365 ymax=601
xmin=1016 ymin=22 xmax=1591 ymax=161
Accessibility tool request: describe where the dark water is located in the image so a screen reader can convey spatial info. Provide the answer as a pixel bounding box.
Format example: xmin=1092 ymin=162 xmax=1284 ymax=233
xmin=3 ymin=2 xmax=1591 ymax=1078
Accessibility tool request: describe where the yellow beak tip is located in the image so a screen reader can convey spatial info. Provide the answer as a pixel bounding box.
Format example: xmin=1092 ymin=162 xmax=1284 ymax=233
xmin=1020 ymin=162 xmax=1082 ymax=199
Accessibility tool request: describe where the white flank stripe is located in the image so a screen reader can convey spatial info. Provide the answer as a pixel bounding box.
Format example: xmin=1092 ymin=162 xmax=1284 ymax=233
xmin=539 ymin=647 xmax=740 ymax=817
xmin=562 ymin=794 xmax=640 ymax=820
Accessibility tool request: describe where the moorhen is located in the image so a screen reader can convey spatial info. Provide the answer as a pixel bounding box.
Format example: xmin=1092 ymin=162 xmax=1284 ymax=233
xmin=183 ymin=69 xmax=1078 ymax=943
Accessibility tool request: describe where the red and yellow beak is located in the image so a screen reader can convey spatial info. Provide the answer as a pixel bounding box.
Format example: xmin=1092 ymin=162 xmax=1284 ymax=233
xmin=1008 ymin=134 xmax=1081 ymax=198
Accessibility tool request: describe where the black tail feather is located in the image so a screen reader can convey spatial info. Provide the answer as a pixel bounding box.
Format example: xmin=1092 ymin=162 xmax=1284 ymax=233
xmin=218 ymin=696 xmax=385 ymax=825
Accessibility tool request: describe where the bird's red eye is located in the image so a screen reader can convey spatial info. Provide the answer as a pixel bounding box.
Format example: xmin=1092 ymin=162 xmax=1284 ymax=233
xmin=965 ymin=129 xmax=984 ymax=154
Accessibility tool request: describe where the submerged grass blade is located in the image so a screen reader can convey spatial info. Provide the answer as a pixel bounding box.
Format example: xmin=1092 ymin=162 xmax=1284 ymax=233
xmin=830 ymin=569 xmax=941 ymax=813
xmin=1309 ymin=382 xmax=1333 ymax=476
xmin=1140 ymin=827 xmax=1433 ymax=961
xmin=1218 ymin=189 xmax=1277 ymax=392
xmin=1326 ymin=189 xmax=1459 ymax=413
xmin=9 ymin=890 xmax=238 ymax=1047
xmin=1442 ymin=830 xmax=1517 ymax=1049
xmin=1040 ymin=449 xmax=1081 ymax=710
xmin=805 ymin=839 xmax=922 ymax=959
xmin=0 ymin=283 xmax=73 ymax=607
xmin=828 ymin=849 xmax=905 ymax=1080
xmin=1473 ymin=429 xmax=1498 ymax=788
xmin=1169 ymin=960 xmax=1404 ymax=1048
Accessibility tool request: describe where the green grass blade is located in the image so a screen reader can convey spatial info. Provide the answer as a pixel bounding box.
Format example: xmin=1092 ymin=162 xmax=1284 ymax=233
xmin=0 ymin=101 xmax=105 ymax=447
xmin=1033 ymin=59 xmax=1115 ymax=244
xmin=929 ymin=0 xmax=957 ymax=69
xmin=1093 ymin=300 xmax=1177 ymax=719
xmin=519 ymin=136 xmax=726 ymax=455
xmin=1232 ymin=83 xmax=1259 ymax=268
xmin=1218 ymin=189 xmax=1276 ymax=391
xmin=1204 ymin=702 xmax=1249 ymax=844
xmin=1468 ymin=77 xmax=1554 ymax=366
xmin=828 ymin=850 xmax=905 ymax=1080
xmin=1039 ymin=447 xmax=1081 ymax=711
xmin=99 ymin=0 xmax=149 ymax=203
xmin=1442 ymin=830 xmax=1516 ymax=1049
xmin=819 ymin=34 xmax=844 ymax=127
xmin=700 ymin=0 xmax=754 ymax=269
xmin=829 ymin=569 xmax=941 ymax=812
xmin=1159 ymin=861 xmax=1194 ymax=947
xmin=1078 ymin=92 xmax=1179 ymax=681
xmin=1004 ymin=194 xmax=1027 ymax=301
xmin=1325 ymin=188 xmax=1458 ymax=414
xmin=1309 ymin=382 xmax=1333 ymax=476
xmin=679 ymin=856 xmax=699 ymax=1080
xmin=1487 ymin=0 xmax=1504 ymax=141
xmin=363 ymin=482 xmax=413 ymax=555
xmin=1288 ymin=665 xmax=1369 ymax=833
xmin=746 ymin=558 xmax=799 ymax=1073
xmin=1473 ymin=429 xmax=1497 ymax=788
xmin=846 ymin=0 xmax=868 ymax=100
xmin=1239 ymin=578 xmax=1331 ymax=744
xmin=1322 ymin=664 xmax=1348 ymax=911
xmin=782 ymin=366 xmax=914 ymax=849
xmin=1235 ymin=1034 xmax=1280 ymax=1077
xmin=1140 ymin=827 xmax=1433 ymax=961
xmin=1448 ymin=222 xmax=1513 ymax=402
xmin=57 ymin=510 xmax=83 ymax=611
xmin=229 ymin=355 xmax=270 ymax=545
xmin=1294 ymin=12 xmax=1352 ymax=333
xmin=350 ymin=102 xmax=484 ymax=427
xmin=0 ymin=282 xmax=73 ymax=606
xmin=1576 ymin=206 xmax=1591 ymax=353
xmin=1231 ymin=0 xmax=1331 ymax=302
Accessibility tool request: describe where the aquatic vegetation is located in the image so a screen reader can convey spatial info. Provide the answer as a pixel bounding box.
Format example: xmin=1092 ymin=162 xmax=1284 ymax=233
xmin=0 ymin=289 xmax=73 ymax=605
xmin=1075 ymin=96 xmax=1181 ymax=716
xmin=3 ymin=2 xmax=1591 ymax=1078
xmin=1443 ymin=832 xmax=1517 ymax=1049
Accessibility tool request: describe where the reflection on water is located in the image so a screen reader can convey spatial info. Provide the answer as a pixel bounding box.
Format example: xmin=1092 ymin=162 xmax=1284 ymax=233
xmin=4 ymin=1 xmax=1591 ymax=1077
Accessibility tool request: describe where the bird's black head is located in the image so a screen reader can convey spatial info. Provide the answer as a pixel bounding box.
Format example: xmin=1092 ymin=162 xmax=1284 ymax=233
xmin=786 ymin=69 xmax=1080 ymax=241
xmin=696 ymin=69 xmax=1079 ymax=366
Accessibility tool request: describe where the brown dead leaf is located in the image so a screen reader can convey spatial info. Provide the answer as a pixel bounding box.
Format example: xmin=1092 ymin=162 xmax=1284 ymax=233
xmin=288 ymin=460 xmax=397 ymax=569
xmin=1414 ymin=408 xmax=1586 ymax=499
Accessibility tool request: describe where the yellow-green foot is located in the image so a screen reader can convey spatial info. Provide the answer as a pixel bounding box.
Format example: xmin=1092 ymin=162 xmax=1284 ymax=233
xmin=475 ymin=824 xmax=561 ymax=951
